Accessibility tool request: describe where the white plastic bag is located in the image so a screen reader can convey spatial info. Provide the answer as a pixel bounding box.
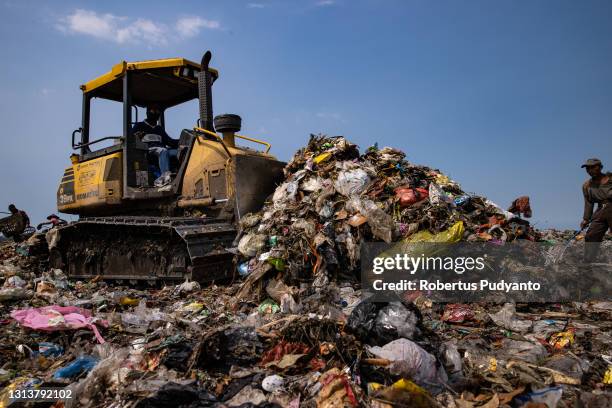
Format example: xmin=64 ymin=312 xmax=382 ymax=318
xmin=428 ymin=183 xmax=453 ymax=205
xmin=368 ymin=338 xmax=447 ymax=386
xmin=334 ymin=169 xmax=370 ymax=197
xmin=489 ymin=303 xmax=532 ymax=333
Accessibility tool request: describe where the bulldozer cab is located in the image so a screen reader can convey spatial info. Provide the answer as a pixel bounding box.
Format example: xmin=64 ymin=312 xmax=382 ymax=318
xmin=58 ymin=51 xmax=285 ymax=218
xmin=73 ymin=58 xmax=218 ymax=190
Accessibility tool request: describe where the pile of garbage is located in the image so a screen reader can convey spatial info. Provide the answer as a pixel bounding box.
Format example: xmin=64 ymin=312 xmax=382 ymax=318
xmin=1 ymin=238 xmax=611 ymax=407
xmin=0 ymin=135 xmax=610 ymax=407
xmin=235 ymin=135 xmax=539 ymax=297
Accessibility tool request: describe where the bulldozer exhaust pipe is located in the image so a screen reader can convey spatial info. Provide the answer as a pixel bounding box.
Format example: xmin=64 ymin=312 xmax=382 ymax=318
xmin=198 ymin=51 xmax=214 ymax=132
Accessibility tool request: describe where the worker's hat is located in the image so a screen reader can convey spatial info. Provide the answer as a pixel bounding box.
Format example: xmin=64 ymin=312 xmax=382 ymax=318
xmin=581 ymin=158 xmax=602 ymax=168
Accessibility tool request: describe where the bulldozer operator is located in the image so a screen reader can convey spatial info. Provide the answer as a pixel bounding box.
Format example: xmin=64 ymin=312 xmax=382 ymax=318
xmin=132 ymin=104 xmax=179 ymax=182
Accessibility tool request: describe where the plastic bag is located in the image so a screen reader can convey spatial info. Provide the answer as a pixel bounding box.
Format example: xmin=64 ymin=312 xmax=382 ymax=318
xmin=500 ymin=339 xmax=548 ymax=363
xmin=239 ymin=213 xmax=262 ymax=229
xmin=313 ymin=152 xmax=332 ymax=164
xmin=514 ymin=386 xmax=563 ymax=408
xmin=347 ymin=301 xmax=381 ymax=341
xmin=345 ymin=196 xmax=394 ymax=242
xmin=489 ymin=303 xmax=532 ymax=333
xmin=338 ymin=286 xmax=361 ymax=316
xmin=428 ymin=183 xmax=453 ymax=205
xmin=237 ymin=233 xmax=266 ymax=257
xmin=5 ymin=275 xmax=26 ymax=288
xmin=373 ymin=302 xmax=421 ymax=342
xmin=53 ymin=355 xmax=98 ymax=379
xmin=301 ymin=176 xmax=323 ymax=192
xmin=11 ymin=306 xmax=107 ymax=343
xmin=265 ymin=278 xmax=293 ymax=302
xmin=395 ymin=187 xmax=429 ymax=208
xmin=544 ymin=354 xmax=584 ymax=384
xmin=237 ymin=262 xmax=250 ymax=277
xmin=280 ymin=293 xmax=300 ymax=314
xmin=441 ymin=341 xmax=462 ymax=376
xmin=334 ymin=169 xmax=370 ymax=197
xmin=368 ymin=338 xmax=447 ymax=387
xmin=360 ymin=199 xmax=394 ymax=243
xmin=406 ymin=221 xmax=464 ymax=243
xmin=121 ymin=302 xmax=170 ymax=332
xmin=272 ymin=180 xmax=299 ymax=205
xmin=177 ymin=280 xmax=200 ymax=294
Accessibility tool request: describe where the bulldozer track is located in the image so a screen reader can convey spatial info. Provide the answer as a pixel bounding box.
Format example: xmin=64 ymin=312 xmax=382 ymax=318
xmin=51 ymin=216 xmax=236 ymax=283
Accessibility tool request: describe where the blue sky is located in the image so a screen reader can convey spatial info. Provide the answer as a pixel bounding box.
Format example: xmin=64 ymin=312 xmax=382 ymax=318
xmin=0 ymin=0 xmax=610 ymax=229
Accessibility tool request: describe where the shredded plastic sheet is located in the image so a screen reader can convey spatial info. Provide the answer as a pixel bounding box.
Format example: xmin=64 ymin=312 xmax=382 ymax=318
xmin=10 ymin=306 xmax=107 ymax=344
xmin=405 ymin=221 xmax=465 ymax=243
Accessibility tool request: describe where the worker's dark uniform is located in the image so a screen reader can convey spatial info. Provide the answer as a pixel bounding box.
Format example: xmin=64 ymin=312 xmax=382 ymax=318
xmin=131 ymin=121 xmax=178 ymax=174
xmin=131 ymin=121 xmax=177 ymax=149
xmin=582 ymin=173 xmax=612 ymax=261
xmin=18 ymin=210 xmax=30 ymax=229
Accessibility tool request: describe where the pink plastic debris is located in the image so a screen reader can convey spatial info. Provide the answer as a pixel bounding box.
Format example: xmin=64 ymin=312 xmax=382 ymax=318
xmin=10 ymin=305 xmax=107 ymax=343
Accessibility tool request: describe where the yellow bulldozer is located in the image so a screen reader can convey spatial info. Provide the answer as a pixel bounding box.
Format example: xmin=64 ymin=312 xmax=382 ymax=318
xmin=51 ymin=51 xmax=285 ymax=283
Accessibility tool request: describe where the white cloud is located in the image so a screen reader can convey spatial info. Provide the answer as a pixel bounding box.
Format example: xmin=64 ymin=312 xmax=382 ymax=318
xmin=57 ymin=9 xmax=120 ymax=41
xmin=57 ymin=10 xmax=220 ymax=46
xmin=117 ymin=18 xmax=168 ymax=45
xmin=57 ymin=9 xmax=167 ymax=46
xmin=176 ymin=16 xmax=220 ymax=38
xmin=247 ymin=3 xmax=266 ymax=8
xmin=315 ymin=0 xmax=335 ymax=6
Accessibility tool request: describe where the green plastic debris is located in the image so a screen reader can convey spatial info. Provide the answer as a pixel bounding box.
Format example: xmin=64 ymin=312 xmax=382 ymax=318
xmin=258 ymin=298 xmax=280 ymax=314
xmin=267 ymin=257 xmax=286 ymax=271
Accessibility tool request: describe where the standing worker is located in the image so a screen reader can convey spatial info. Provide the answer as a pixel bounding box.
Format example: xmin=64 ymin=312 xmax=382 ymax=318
xmin=8 ymin=204 xmax=30 ymax=227
xmin=2 ymin=204 xmax=31 ymax=242
xmin=37 ymin=214 xmax=67 ymax=231
xmin=580 ymin=158 xmax=612 ymax=262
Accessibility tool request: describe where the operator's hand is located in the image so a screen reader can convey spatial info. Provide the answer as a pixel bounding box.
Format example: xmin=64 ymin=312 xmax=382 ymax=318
xmin=36 ymin=223 xmax=43 ymax=230
xmin=580 ymin=220 xmax=590 ymax=230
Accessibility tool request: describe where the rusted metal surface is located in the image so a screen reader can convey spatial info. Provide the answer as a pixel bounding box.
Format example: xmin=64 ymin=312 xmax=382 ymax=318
xmin=232 ymin=154 xmax=285 ymax=219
